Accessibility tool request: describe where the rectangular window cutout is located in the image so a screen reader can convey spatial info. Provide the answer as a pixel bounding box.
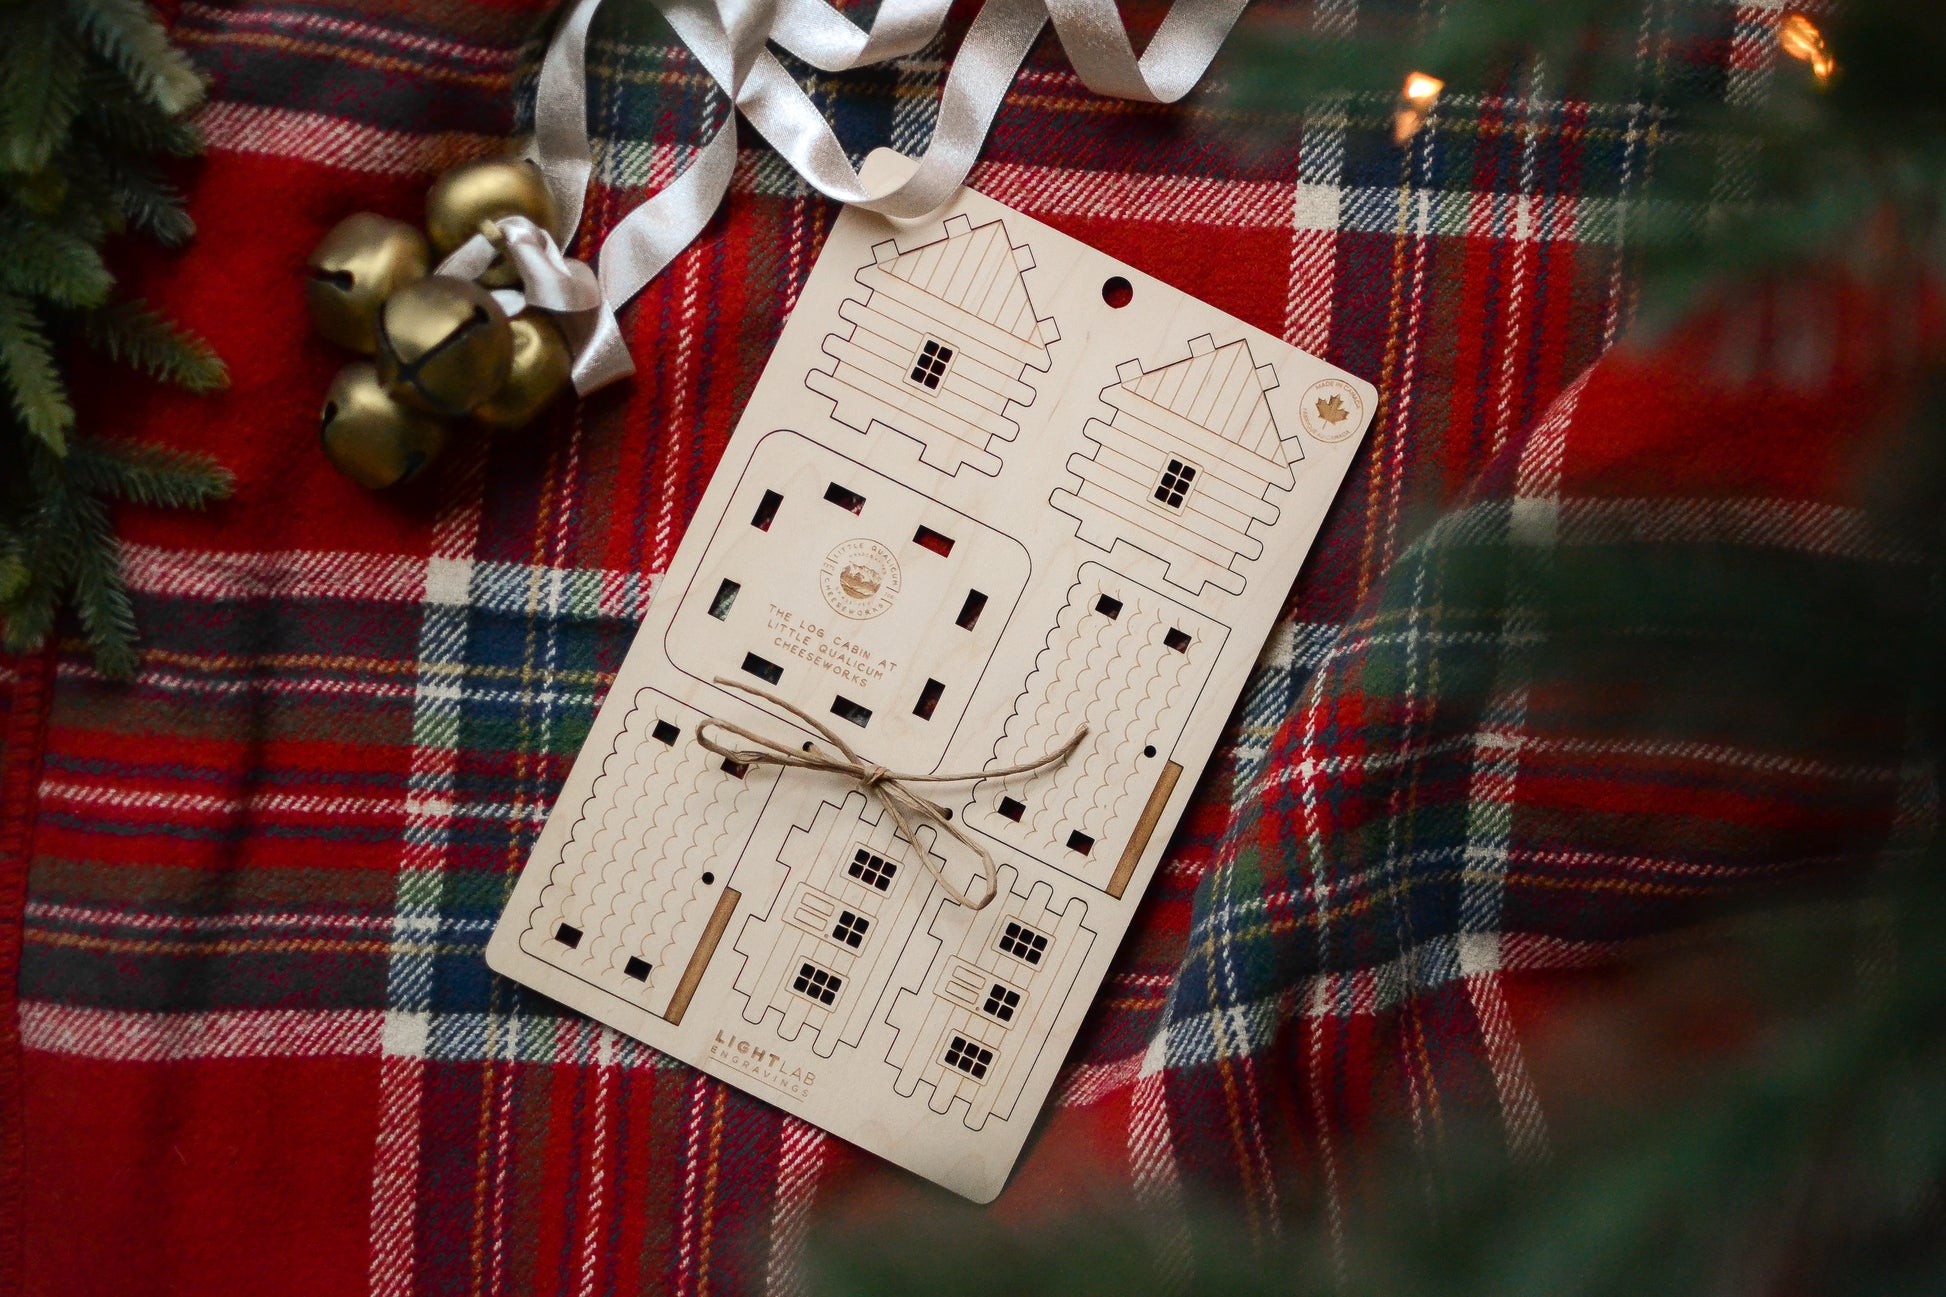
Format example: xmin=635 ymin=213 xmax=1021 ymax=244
xmin=624 ymin=956 xmax=651 ymax=981
xmin=913 ymin=678 xmax=945 ymax=720
xmin=708 ymin=578 xmax=740 ymax=620
xmin=983 ymin=984 xmax=1021 ymax=1022
xmin=848 ymin=847 xmax=897 ymax=891
xmin=1094 ymin=594 xmax=1123 ymax=619
xmin=741 ymin=652 xmax=783 ymax=684
xmin=750 ymin=490 xmax=782 ymax=530
xmin=792 ymin=962 xmax=843 ymax=1006
xmin=943 ymin=1034 xmax=993 ymax=1080
xmin=1067 ymin=830 xmax=1095 ymax=856
xmin=998 ymin=920 xmax=1048 ymax=965
xmin=912 ymin=525 xmax=955 ymax=557
xmin=830 ymin=695 xmax=872 ymax=728
xmin=823 ymin=482 xmax=866 ymax=514
xmin=909 ymin=338 xmax=954 ymax=390
xmin=651 ymin=719 xmax=680 ymax=745
xmin=998 ymin=796 xmax=1026 ymax=822
xmin=955 ymin=589 xmax=988 ymax=630
xmin=1163 ymin=627 xmax=1192 ymax=653
xmin=1154 ymin=458 xmax=1198 ymax=509
xmin=554 ymin=922 xmax=582 ymax=948
xmin=832 ymin=911 xmax=870 ymax=948
xmin=721 ymin=757 xmax=749 ymax=779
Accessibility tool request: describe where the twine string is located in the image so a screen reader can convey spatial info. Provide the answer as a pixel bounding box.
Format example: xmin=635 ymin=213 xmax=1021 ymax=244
xmin=696 ymin=676 xmax=1087 ymax=909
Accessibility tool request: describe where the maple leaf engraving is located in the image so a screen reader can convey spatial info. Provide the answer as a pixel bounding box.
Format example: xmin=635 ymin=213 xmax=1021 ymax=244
xmin=1315 ymin=393 xmax=1350 ymax=425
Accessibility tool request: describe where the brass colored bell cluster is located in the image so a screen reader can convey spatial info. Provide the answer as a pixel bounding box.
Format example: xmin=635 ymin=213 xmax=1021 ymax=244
xmin=305 ymin=157 xmax=575 ymax=489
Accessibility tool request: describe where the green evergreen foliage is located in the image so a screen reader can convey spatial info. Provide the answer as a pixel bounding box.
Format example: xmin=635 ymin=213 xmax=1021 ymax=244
xmin=0 ymin=0 xmax=231 ymax=678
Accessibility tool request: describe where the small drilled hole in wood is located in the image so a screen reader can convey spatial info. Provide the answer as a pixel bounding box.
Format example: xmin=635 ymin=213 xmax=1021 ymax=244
xmin=652 ymin=719 xmax=680 ymax=745
xmin=998 ymin=796 xmax=1026 ymax=822
xmin=956 ymin=590 xmax=988 ymax=630
xmin=1164 ymin=627 xmax=1192 ymax=653
xmin=701 ymin=872 xmax=715 ymax=885
xmin=741 ymin=652 xmax=783 ymax=684
xmin=1067 ymin=830 xmax=1095 ymax=856
xmin=913 ymin=525 xmax=955 ymax=557
xmin=823 ymin=482 xmax=866 ymax=514
xmin=913 ymin=678 xmax=944 ymax=720
xmin=751 ymin=490 xmax=782 ymax=530
xmin=721 ymin=758 xmax=749 ymax=779
xmin=1102 ymin=276 xmax=1133 ymax=308
xmin=554 ymin=923 xmax=582 ymax=948
xmin=708 ymin=578 xmax=740 ymax=620
xmin=1094 ymin=594 xmax=1123 ymax=619
xmin=624 ymin=956 xmax=651 ymax=980
xmin=1144 ymin=744 xmax=1157 ymax=758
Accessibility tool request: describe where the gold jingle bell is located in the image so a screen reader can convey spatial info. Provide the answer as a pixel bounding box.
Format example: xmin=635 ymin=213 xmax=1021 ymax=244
xmin=305 ymin=213 xmax=430 ymax=353
xmin=425 ymin=157 xmax=559 ymax=258
xmin=320 ymin=363 xmax=450 ymax=489
xmin=474 ymin=314 xmax=574 ymax=430
xmin=374 ymin=276 xmax=514 ymax=417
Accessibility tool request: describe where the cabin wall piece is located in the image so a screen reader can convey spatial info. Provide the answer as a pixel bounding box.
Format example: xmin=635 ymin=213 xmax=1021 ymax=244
xmin=663 ymin=430 xmax=1032 ymax=773
xmin=731 ymin=791 xmax=952 ymax=1057
xmin=888 ymin=864 xmax=1095 ymax=1129
xmin=961 ymin=563 xmax=1227 ymax=896
xmin=520 ymin=688 xmax=779 ymax=1021
xmin=1052 ymin=334 xmax=1303 ymax=596
xmin=807 ymin=214 xmax=1060 ymax=477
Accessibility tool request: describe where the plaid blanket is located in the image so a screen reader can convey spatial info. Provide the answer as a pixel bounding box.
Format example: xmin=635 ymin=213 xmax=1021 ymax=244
xmin=4 ymin=0 xmax=1930 ymax=1292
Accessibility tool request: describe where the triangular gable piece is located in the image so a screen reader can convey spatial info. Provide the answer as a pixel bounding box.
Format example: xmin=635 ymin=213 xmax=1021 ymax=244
xmin=881 ymin=218 xmax=1053 ymax=357
xmin=1124 ymin=338 xmax=1287 ymax=466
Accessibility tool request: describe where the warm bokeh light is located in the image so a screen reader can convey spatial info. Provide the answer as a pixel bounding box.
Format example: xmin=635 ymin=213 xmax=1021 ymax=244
xmin=1779 ymin=13 xmax=1837 ymax=85
xmin=1393 ymin=71 xmax=1446 ymax=145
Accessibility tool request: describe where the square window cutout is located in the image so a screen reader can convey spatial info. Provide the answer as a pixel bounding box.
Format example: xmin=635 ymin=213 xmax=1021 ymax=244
xmin=624 ymin=956 xmax=651 ymax=981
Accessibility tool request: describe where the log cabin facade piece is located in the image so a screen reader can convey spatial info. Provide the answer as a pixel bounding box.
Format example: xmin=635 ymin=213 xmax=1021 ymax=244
xmin=807 ymin=214 xmax=1059 ymax=476
xmin=1052 ymin=334 xmax=1302 ymax=596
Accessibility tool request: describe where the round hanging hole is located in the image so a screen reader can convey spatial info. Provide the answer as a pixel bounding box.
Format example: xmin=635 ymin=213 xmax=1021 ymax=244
xmin=1102 ymin=276 xmax=1134 ymax=308
xmin=701 ymin=872 xmax=715 ymax=885
xmin=1144 ymin=745 xmax=1157 ymax=758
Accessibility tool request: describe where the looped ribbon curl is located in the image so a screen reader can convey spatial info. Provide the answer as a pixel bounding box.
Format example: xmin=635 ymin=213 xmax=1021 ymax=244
xmin=697 ymin=677 xmax=1087 ymax=910
xmin=520 ymin=0 xmax=1252 ymax=390
xmin=436 ymin=215 xmax=635 ymax=393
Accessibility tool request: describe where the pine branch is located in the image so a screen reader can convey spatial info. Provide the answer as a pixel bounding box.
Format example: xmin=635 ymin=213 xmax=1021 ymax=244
xmin=67 ymin=436 xmax=233 ymax=509
xmin=56 ymin=468 xmax=138 ymax=677
xmin=0 ymin=288 xmax=74 ymax=452
xmin=81 ymin=299 xmax=227 ymax=392
xmin=0 ymin=4 xmax=87 ymax=173
xmin=75 ymin=65 xmax=201 ymax=159
xmin=0 ymin=217 xmax=113 ymax=308
xmin=65 ymin=0 xmax=205 ymax=118
xmin=101 ymin=154 xmax=193 ymax=246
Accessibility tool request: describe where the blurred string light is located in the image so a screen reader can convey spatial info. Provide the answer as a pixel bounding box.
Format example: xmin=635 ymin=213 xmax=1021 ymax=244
xmin=1779 ymin=12 xmax=1837 ymax=86
xmin=1393 ymin=71 xmax=1445 ymax=145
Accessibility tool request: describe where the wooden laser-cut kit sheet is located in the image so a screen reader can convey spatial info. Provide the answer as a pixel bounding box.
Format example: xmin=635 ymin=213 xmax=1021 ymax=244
xmin=486 ymin=151 xmax=1376 ymax=1201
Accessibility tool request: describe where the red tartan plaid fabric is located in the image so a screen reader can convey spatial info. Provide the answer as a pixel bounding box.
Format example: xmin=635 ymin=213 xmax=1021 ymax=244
xmin=3 ymin=1 xmax=1933 ymax=1293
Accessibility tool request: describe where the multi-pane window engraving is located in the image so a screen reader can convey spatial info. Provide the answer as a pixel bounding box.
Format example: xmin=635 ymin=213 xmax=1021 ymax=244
xmin=997 ymin=919 xmax=1048 ymax=965
xmin=909 ymin=338 xmax=954 ymax=390
xmin=943 ymin=1034 xmax=994 ymax=1080
xmin=1153 ymin=458 xmax=1198 ymax=509
xmin=848 ymin=847 xmax=897 ymax=891
xmin=983 ymin=983 xmax=1021 ymax=1022
xmin=792 ymin=962 xmax=844 ymax=1006
xmin=832 ymin=911 xmax=870 ymax=948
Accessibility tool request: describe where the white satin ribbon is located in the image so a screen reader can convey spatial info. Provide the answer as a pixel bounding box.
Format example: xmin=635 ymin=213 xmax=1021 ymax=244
xmin=437 ymin=214 xmax=634 ymax=393
xmin=525 ymin=0 xmax=1253 ymax=391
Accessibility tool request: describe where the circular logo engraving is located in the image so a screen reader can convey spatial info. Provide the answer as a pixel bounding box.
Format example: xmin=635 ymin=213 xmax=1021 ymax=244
xmin=1299 ymin=377 xmax=1363 ymax=443
xmin=819 ymin=538 xmax=902 ymax=620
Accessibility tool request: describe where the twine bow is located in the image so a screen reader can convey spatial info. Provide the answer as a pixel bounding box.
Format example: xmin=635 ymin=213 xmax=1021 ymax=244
xmin=696 ymin=677 xmax=1086 ymax=910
